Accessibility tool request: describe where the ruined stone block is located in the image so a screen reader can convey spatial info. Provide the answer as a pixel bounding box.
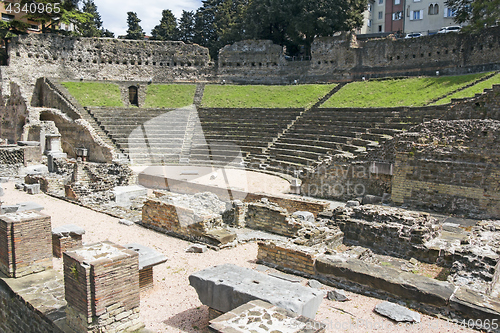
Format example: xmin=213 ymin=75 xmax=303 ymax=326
xmin=189 ymin=264 xmax=324 ymax=319
xmin=52 ymin=224 xmax=85 ymax=258
xmin=0 ymin=210 xmax=52 ymax=277
xmin=63 ymin=241 xmax=142 ymax=333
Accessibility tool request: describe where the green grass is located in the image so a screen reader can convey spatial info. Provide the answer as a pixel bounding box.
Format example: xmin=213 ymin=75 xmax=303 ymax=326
xmin=144 ymin=84 xmax=197 ymax=108
xmin=432 ymin=73 xmax=500 ymax=105
xmin=321 ymin=73 xmax=491 ymax=108
xmin=201 ymin=84 xmax=336 ymax=108
xmin=61 ymin=82 xmax=123 ymax=107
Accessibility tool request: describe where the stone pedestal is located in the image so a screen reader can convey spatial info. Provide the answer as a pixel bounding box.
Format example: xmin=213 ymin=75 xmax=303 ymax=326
xmin=63 ymin=241 xmax=143 ymax=333
xmin=52 ymin=224 xmax=85 ymax=258
xmin=0 ymin=210 xmax=53 ymax=277
xmin=124 ymin=243 xmax=167 ymax=290
xmin=45 ymin=134 xmax=67 ymax=172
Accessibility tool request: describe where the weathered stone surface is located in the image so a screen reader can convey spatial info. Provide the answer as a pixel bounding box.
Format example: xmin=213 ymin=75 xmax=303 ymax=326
xmin=124 ymin=243 xmax=167 ymax=270
xmin=52 ymin=224 xmax=85 ymax=237
xmin=209 ymin=300 xmax=326 ymax=333
xmin=15 ymin=201 xmax=44 ymax=212
xmin=326 ymin=289 xmax=349 ymax=302
xmin=374 ymin=301 xmax=421 ymax=323
xmin=189 ymin=264 xmax=324 ymax=318
xmin=22 ymin=165 xmax=48 ymax=175
xmin=292 ymin=211 xmax=315 ymax=226
xmin=315 ymin=255 xmax=454 ymax=306
xmin=25 ymin=183 xmax=40 ymax=194
xmin=119 ymin=219 xmax=135 ymax=226
xmin=112 ymin=185 xmax=148 ymax=205
xmin=307 ymin=280 xmax=323 ymax=289
xmin=449 ymin=286 xmax=500 ymax=321
xmin=185 ymin=244 xmax=208 ymax=253
xmin=362 ymin=195 xmax=382 ymax=205
xmin=346 ymin=200 xmax=360 ymax=207
xmin=0 ymin=177 xmax=9 ymax=183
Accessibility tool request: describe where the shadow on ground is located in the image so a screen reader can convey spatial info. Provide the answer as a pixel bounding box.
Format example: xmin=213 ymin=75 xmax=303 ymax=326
xmin=163 ymin=305 xmax=210 ymax=333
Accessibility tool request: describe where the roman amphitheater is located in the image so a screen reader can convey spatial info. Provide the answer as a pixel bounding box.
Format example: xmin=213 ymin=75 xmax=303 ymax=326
xmin=0 ymin=26 xmax=499 ymax=333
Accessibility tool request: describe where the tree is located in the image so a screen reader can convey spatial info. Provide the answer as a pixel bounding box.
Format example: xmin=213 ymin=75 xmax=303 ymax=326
xmin=445 ymin=0 xmax=500 ymax=31
xmin=125 ymin=12 xmax=144 ymax=40
xmin=243 ymin=0 xmax=367 ymax=56
xmin=178 ymin=10 xmax=195 ymax=43
xmin=79 ymin=0 xmax=102 ymax=37
xmin=151 ymin=10 xmax=178 ymax=41
xmin=20 ymin=0 xmax=92 ymax=34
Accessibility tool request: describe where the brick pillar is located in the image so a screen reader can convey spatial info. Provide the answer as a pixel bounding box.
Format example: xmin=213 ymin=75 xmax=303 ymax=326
xmin=0 ymin=210 xmax=52 ymax=277
xmin=63 ymin=241 xmax=143 ymax=333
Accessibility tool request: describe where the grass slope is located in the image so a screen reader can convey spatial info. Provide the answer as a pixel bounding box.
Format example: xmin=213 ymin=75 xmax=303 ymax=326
xmin=201 ymin=84 xmax=336 ymax=108
xmin=61 ymin=82 xmax=123 ymax=107
xmin=321 ymin=73 xmax=490 ymax=108
xmin=144 ymin=84 xmax=197 ymax=108
xmin=433 ymin=73 xmax=500 ymax=105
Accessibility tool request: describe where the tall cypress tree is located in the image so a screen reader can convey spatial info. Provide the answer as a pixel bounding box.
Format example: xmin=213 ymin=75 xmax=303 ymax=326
xmin=125 ymin=12 xmax=144 ymax=40
xmin=79 ymin=0 xmax=102 ymax=37
xmin=178 ymin=10 xmax=195 ymax=43
xmin=151 ymin=10 xmax=178 ymax=41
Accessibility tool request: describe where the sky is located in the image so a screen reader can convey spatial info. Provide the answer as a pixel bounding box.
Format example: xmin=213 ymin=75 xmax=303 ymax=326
xmin=93 ymin=0 xmax=202 ymax=37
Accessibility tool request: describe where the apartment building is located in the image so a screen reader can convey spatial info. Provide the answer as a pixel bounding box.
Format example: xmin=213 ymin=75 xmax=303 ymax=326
xmin=0 ymin=0 xmax=42 ymax=33
xmin=361 ymin=0 xmax=463 ymax=36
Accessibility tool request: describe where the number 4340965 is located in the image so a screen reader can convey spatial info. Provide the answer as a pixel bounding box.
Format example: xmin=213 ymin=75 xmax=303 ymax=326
xmin=5 ymin=2 xmax=61 ymax=14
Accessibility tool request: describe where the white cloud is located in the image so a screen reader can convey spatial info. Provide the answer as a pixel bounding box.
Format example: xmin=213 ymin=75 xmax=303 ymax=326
xmin=93 ymin=0 xmax=202 ymax=37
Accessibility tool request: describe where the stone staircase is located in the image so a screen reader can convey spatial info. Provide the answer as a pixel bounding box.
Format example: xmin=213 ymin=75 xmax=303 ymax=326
xmin=193 ymin=83 xmax=205 ymax=106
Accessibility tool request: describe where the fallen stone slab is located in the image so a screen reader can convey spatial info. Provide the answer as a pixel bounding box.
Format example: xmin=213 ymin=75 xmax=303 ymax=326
xmin=24 ymin=184 xmax=40 ymax=195
xmin=22 ymin=165 xmax=48 ymax=176
xmin=268 ymin=271 xmax=302 ymax=283
xmin=119 ymin=219 xmax=135 ymax=226
xmin=292 ymin=211 xmax=315 ymax=226
xmin=16 ymin=201 xmax=44 ymax=212
xmin=189 ymin=264 xmax=324 ymax=319
xmin=185 ymin=244 xmax=208 ymax=253
xmin=112 ymin=185 xmax=148 ymax=205
xmin=15 ymin=183 xmax=24 ymax=190
xmin=374 ymin=301 xmax=421 ymax=323
xmin=450 ymin=286 xmax=500 ymax=322
xmin=327 ymin=289 xmax=349 ymax=302
xmin=124 ymin=243 xmax=168 ymax=270
xmin=308 ymin=279 xmax=323 ymax=289
xmin=315 ymin=255 xmax=454 ymax=307
xmin=0 ymin=177 xmax=9 ymax=183
xmin=52 ymin=224 xmax=86 ymax=237
xmin=346 ymin=200 xmax=360 ymax=207
xmin=210 ymin=300 xmax=326 ymax=333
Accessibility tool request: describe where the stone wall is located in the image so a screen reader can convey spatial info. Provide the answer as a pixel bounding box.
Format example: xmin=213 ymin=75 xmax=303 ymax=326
xmin=219 ymin=26 xmax=500 ymax=84
xmin=2 ymin=33 xmax=214 ymax=102
xmin=0 ymin=82 xmax=28 ymax=143
xmin=391 ymin=119 xmax=500 ymax=219
xmin=245 ymin=201 xmax=303 ymax=237
xmin=257 ymin=241 xmax=317 ymax=275
xmin=0 ymin=278 xmax=63 ymax=333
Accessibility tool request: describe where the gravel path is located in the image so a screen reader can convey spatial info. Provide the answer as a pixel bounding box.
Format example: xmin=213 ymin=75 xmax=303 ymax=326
xmin=2 ymin=181 xmax=475 ymax=333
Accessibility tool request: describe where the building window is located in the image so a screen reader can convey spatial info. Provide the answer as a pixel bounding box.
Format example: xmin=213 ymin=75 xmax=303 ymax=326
xmin=368 ymin=4 xmax=372 ymax=11
xmin=392 ymin=11 xmax=403 ymax=20
xmin=379 ymin=0 xmax=384 ymax=4
xmin=378 ymin=11 xmax=383 ymax=19
xmin=367 ymin=19 xmax=372 ymax=27
xmin=428 ymin=3 xmax=439 ymax=15
xmin=378 ymin=25 xmax=383 ymax=32
xmin=410 ymin=9 xmax=424 ymax=20
xmin=444 ymin=7 xmax=456 ymax=17
xmin=1 ymin=13 xmax=15 ymax=22
xmin=395 ymin=0 xmax=401 ymax=4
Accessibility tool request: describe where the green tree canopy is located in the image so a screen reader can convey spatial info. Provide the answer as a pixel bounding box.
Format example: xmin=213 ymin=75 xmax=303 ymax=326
xmin=151 ymin=9 xmax=178 ymax=41
xmin=445 ymin=0 xmax=500 ymax=31
xmin=79 ymin=0 xmax=102 ymax=37
xmin=125 ymin=11 xmax=144 ymax=40
xmin=20 ymin=0 xmax=91 ymax=34
xmin=178 ymin=10 xmax=195 ymax=43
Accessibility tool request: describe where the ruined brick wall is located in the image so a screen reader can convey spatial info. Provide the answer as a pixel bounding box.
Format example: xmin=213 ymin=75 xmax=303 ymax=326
xmin=391 ymin=120 xmax=500 ymax=219
xmin=142 ymin=198 xmax=222 ymax=239
xmin=0 ymin=211 xmax=52 ymax=278
xmin=301 ymin=160 xmax=392 ymax=201
xmin=257 ymin=241 xmax=317 ymax=275
xmin=444 ymin=84 xmax=500 ymax=121
xmin=0 ymin=279 xmax=62 ymax=333
xmin=2 ymin=33 xmax=214 ymax=102
xmin=245 ymin=202 xmax=303 ymax=237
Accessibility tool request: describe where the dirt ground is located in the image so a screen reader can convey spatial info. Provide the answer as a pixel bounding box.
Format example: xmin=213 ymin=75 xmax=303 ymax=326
xmin=2 ymin=181 xmax=476 ymax=333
